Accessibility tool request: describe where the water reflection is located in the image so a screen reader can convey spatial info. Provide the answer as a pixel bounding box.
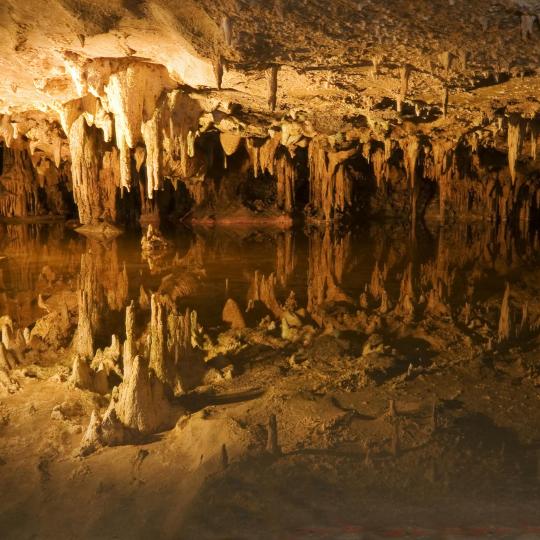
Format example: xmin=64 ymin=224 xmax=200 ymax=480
xmin=1 ymin=221 xmax=540 ymax=538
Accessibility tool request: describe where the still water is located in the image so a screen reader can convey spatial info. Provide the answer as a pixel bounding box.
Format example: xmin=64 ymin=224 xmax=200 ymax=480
xmin=1 ymin=221 xmax=540 ymax=539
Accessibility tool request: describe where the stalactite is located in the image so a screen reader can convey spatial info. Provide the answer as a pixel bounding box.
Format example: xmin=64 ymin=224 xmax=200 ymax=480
xmin=508 ymin=114 xmax=524 ymax=186
xmin=103 ymin=62 xmax=176 ymax=191
xmin=220 ymin=132 xmax=242 ymax=157
xmin=275 ymin=152 xmax=296 ymax=213
xmin=308 ymin=139 xmax=356 ymax=222
xmin=0 ymin=116 xmax=15 ymax=147
xmin=246 ymin=132 xmax=282 ymax=177
xmin=141 ymin=108 xmax=163 ymax=198
xmin=221 ymin=16 xmax=233 ymax=46
xmin=69 ymin=116 xmax=103 ymax=225
xmin=402 ymin=137 xmax=420 ymax=221
xmin=530 ymin=123 xmax=538 ymax=160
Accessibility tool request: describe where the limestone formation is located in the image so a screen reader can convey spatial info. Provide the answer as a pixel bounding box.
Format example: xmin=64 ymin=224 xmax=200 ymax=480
xmin=266 ymin=65 xmax=279 ymax=113
xmin=149 ymin=294 xmax=204 ymax=394
xmin=248 ymin=271 xmax=283 ymax=319
xmin=113 ymin=355 xmax=172 ymax=435
xmin=123 ymin=301 xmax=136 ymax=380
xmin=498 ymin=283 xmax=512 ymax=342
xmin=222 ymin=299 xmax=246 ymax=329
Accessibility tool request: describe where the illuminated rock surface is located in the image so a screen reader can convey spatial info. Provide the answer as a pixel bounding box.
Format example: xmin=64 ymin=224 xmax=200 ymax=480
xmin=1 ymin=2 xmax=540 ymax=539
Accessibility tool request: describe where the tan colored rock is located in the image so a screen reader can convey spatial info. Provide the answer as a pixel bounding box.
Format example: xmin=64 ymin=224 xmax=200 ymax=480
xmin=114 ymin=355 xmax=172 ymax=435
xmin=69 ymin=354 xmax=93 ymax=391
xmin=222 ymin=298 xmax=246 ymax=329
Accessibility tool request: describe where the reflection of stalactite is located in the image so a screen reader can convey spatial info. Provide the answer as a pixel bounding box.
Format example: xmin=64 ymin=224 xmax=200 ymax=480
xmin=395 ymin=263 xmax=416 ymax=320
xmin=307 ymin=227 xmax=351 ymax=322
xmin=72 ymin=239 xmax=127 ymax=356
xmin=508 ymin=114 xmax=523 ymax=186
xmin=498 ymin=283 xmax=511 ymax=342
xmin=72 ymin=251 xmax=104 ymax=357
xmin=276 ymin=232 xmax=296 ymax=287
xmin=248 ymin=271 xmax=283 ymax=318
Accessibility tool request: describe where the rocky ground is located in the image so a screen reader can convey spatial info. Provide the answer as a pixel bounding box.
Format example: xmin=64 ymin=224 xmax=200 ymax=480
xmin=0 ymin=222 xmax=540 ymax=539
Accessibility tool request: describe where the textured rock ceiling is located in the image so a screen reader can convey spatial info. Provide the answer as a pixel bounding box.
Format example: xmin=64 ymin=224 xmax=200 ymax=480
xmin=3 ymin=0 xmax=540 ymax=128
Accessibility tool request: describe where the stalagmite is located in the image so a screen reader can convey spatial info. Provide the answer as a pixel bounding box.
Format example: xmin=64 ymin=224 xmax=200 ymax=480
xmin=371 ymin=55 xmax=383 ymax=78
xmin=123 ymin=301 xmax=136 ymax=380
xmin=72 ymin=289 xmax=94 ymax=358
xmin=508 ymin=114 xmax=523 ymax=185
xmin=149 ymin=294 xmax=203 ymax=394
xmin=266 ymin=65 xmax=279 ymax=112
xmin=249 ymin=271 xmax=283 ymax=318
xmin=79 ymin=410 xmax=103 ymax=456
xmin=214 ymin=56 xmax=224 ymax=90
xmin=222 ymin=298 xmax=246 ymax=329
xmin=266 ymin=414 xmax=281 ymax=455
xmin=70 ymin=354 xmax=94 ymax=390
xmin=438 ymin=51 xmax=453 ymax=75
xmin=113 ymin=355 xmax=172 ymax=434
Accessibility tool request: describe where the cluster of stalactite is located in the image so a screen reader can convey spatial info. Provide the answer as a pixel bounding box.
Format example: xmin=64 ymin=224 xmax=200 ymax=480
xmin=2 ymin=57 xmax=540 ymax=226
xmin=0 ymin=145 xmax=71 ymax=219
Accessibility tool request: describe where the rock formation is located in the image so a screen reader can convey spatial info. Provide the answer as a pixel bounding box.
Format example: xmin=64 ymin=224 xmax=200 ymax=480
xmin=149 ymin=294 xmax=204 ymax=395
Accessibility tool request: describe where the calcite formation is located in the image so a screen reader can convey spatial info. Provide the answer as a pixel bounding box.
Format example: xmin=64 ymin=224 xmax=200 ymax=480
xmin=0 ymin=1 xmax=540 ymax=226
